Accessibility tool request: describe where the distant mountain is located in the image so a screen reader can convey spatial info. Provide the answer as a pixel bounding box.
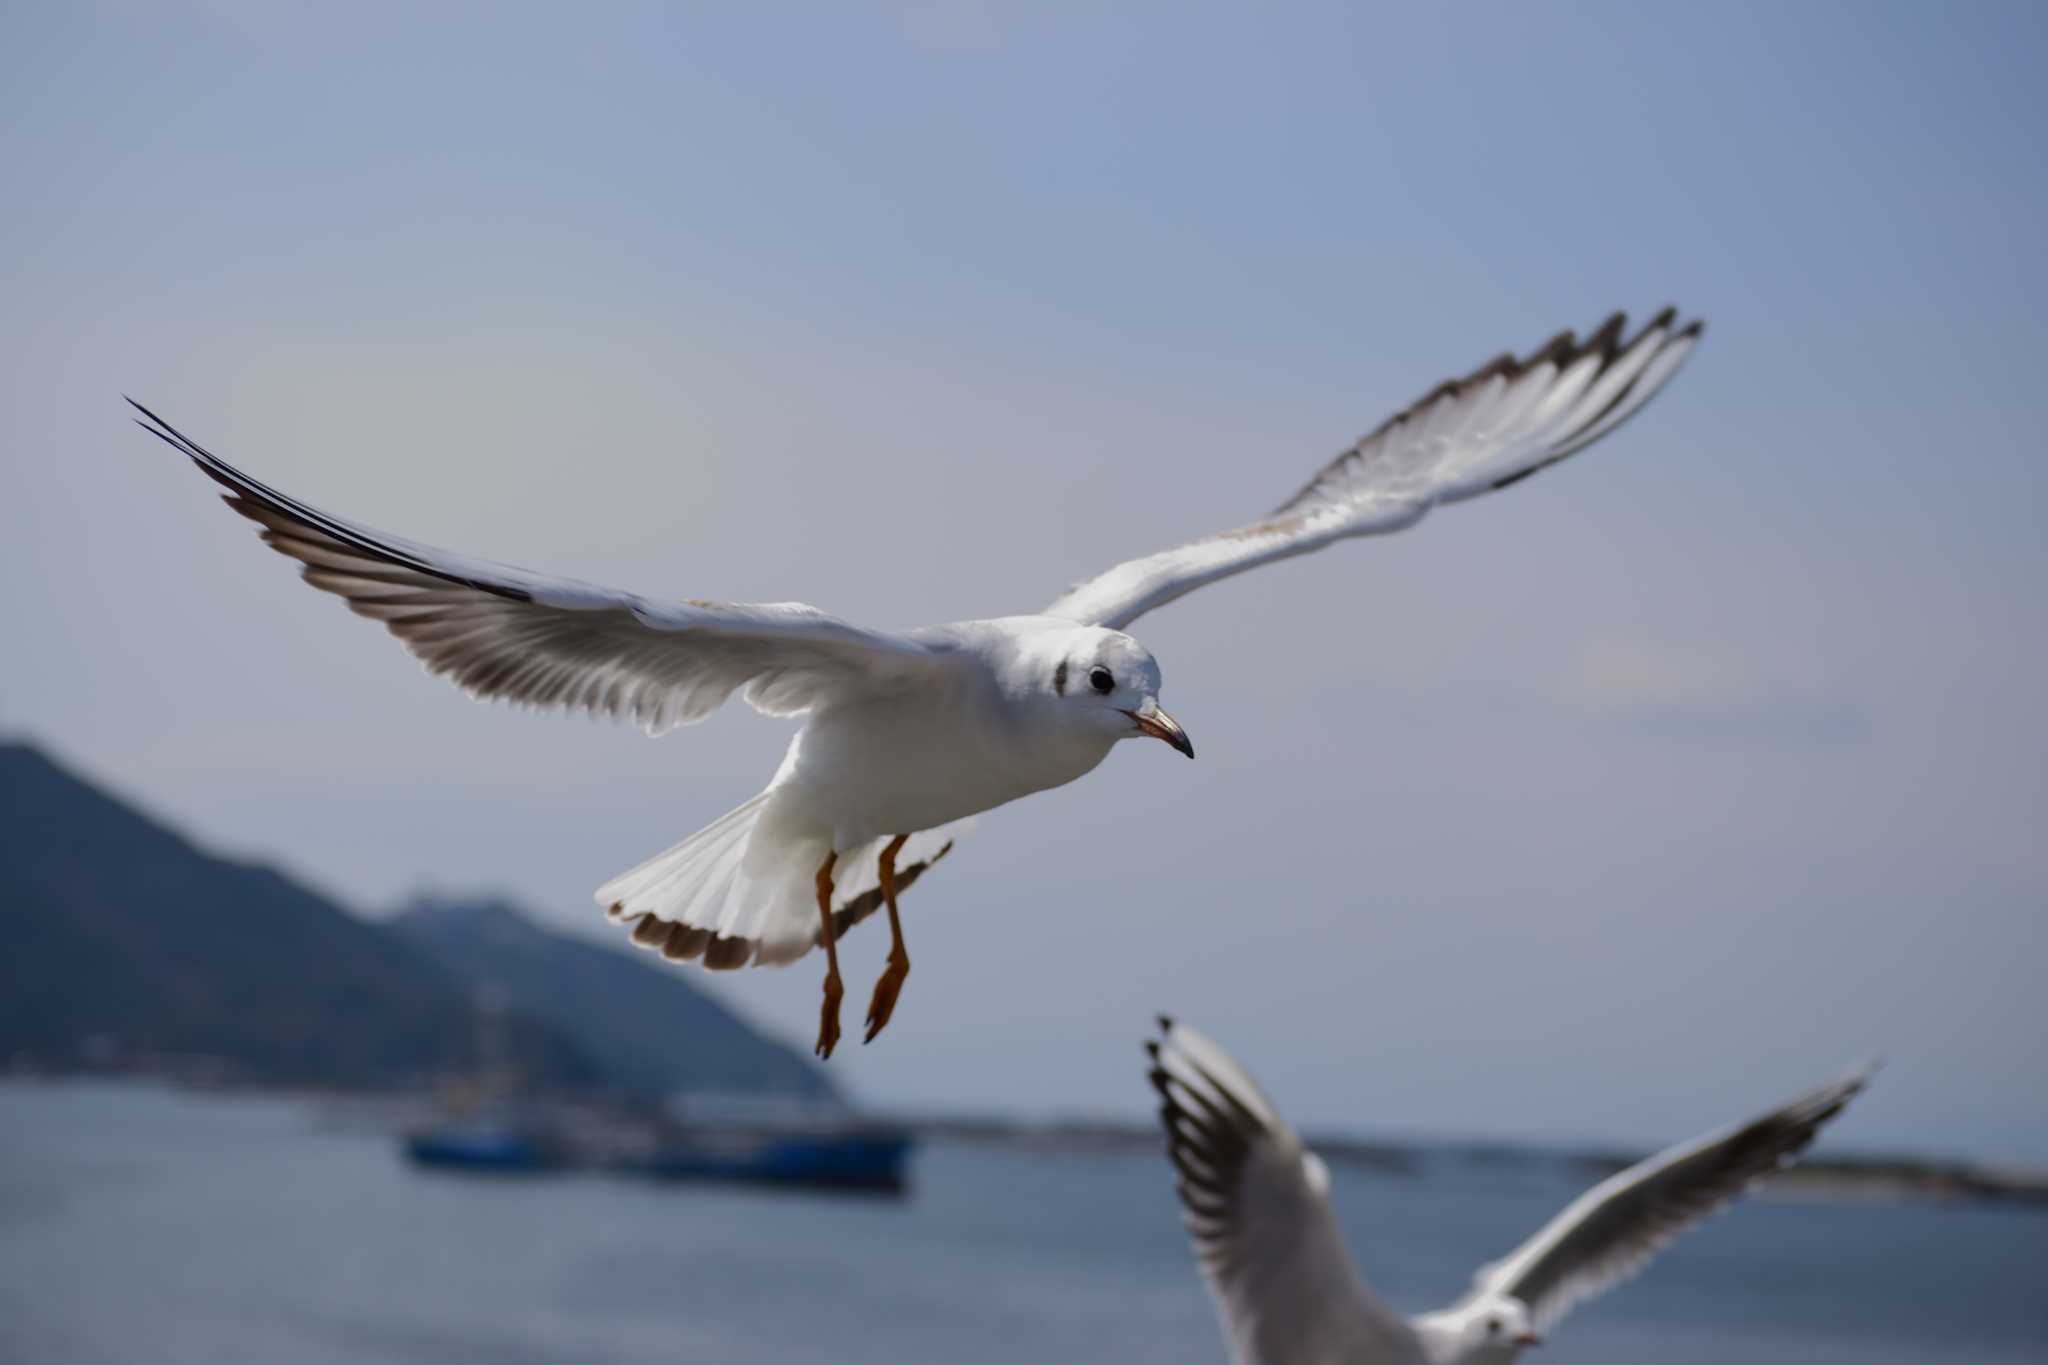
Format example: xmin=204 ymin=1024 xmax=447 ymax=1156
xmin=0 ymin=742 xmax=591 ymax=1088
xmin=392 ymin=895 xmax=835 ymax=1103
xmin=0 ymin=741 xmax=833 ymax=1103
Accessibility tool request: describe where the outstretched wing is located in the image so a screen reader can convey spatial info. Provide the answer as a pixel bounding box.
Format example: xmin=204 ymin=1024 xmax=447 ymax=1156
xmin=1147 ymin=1019 xmax=1415 ymax=1365
xmin=1469 ymin=1064 xmax=1872 ymax=1334
xmin=134 ymin=400 xmax=956 ymax=733
xmin=1046 ymin=309 xmax=1702 ymax=630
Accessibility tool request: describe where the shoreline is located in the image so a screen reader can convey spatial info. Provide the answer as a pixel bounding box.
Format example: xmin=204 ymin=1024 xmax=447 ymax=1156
xmin=10 ymin=1070 xmax=2043 ymax=1211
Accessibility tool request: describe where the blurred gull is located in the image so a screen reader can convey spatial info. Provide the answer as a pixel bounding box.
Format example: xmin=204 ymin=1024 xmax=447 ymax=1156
xmin=1146 ymin=1018 xmax=1870 ymax=1365
xmin=132 ymin=309 xmax=1699 ymax=1057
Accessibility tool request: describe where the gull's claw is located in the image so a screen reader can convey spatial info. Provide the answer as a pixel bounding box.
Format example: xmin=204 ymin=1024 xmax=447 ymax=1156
xmin=863 ymin=955 xmax=910 ymax=1044
xmin=816 ymin=971 xmax=845 ymax=1059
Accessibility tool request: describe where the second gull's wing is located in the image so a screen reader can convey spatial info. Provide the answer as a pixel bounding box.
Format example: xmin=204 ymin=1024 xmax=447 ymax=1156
xmin=1147 ymin=1019 xmax=1419 ymax=1365
xmin=1467 ymin=1064 xmax=1872 ymax=1335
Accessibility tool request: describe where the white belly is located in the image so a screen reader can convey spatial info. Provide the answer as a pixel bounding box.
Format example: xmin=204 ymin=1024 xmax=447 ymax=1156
xmin=770 ymin=688 xmax=1113 ymax=848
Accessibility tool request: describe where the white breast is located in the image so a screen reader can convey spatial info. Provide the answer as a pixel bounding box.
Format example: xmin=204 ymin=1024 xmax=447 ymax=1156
xmin=774 ymin=678 xmax=1115 ymax=848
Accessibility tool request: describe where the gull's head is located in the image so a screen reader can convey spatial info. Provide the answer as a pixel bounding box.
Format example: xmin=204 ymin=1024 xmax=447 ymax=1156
xmin=1415 ymin=1297 xmax=1542 ymax=1363
xmin=1038 ymin=626 xmax=1191 ymax=758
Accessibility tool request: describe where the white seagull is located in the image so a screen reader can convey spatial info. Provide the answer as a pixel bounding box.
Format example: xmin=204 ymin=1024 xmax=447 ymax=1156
xmin=1145 ymin=1019 xmax=1871 ymax=1365
xmin=134 ymin=308 xmax=1700 ymax=1058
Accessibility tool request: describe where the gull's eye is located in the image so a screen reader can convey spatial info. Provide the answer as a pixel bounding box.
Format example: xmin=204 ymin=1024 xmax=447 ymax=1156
xmin=1088 ymin=666 xmax=1114 ymax=694
xmin=1486 ymin=1319 xmax=1501 ymax=1336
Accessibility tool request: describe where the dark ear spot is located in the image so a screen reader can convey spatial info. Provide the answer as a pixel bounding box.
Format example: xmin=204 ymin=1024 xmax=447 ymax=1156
xmin=1053 ymin=660 xmax=1068 ymax=696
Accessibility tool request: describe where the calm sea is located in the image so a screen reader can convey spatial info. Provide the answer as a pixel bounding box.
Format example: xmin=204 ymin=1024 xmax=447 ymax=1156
xmin=0 ymin=1081 xmax=2041 ymax=1364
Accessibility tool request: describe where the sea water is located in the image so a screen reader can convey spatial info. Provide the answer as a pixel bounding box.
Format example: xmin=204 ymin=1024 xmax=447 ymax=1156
xmin=1 ymin=1082 xmax=2041 ymax=1364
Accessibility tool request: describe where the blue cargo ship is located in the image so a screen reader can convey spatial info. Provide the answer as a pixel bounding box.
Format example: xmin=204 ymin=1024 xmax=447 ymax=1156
xmin=402 ymin=1095 xmax=914 ymax=1192
xmin=630 ymin=1125 xmax=911 ymax=1192
xmin=403 ymin=1109 xmax=570 ymax=1173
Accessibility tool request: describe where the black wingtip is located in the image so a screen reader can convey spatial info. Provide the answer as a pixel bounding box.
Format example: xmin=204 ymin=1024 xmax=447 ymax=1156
xmin=1157 ymin=1013 xmax=1175 ymax=1034
xmin=1584 ymin=311 xmax=1628 ymax=360
xmin=1646 ymin=306 xmax=1703 ymax=343
xmin=125 ymin=395 xmax=169 ymax=428
xmin=125 ymin=396 xmax=203 ymax=463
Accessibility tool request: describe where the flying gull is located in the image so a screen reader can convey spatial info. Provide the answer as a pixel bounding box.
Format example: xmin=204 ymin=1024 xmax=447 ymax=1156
xmin=133 ymin=308 xmax=1701 ymax=1057
xmin=1146 ymin=1018 xmax=1870 ymax=1364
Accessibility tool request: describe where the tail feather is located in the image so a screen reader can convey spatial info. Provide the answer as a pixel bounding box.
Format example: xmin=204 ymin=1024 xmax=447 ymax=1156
xmin=599 ymin=794 xmax=763 ymax=916
xmin=597 ymin=796 xmax=963 ymax=970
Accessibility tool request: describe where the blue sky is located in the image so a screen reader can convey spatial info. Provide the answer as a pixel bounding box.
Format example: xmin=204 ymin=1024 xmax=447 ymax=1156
xmin=3 ymin=2 xmax=2044 ymax=1162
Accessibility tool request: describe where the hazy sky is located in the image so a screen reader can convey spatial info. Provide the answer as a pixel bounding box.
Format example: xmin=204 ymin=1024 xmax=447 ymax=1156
xmin=4 ymin=2 xmax=2043 ymax=1162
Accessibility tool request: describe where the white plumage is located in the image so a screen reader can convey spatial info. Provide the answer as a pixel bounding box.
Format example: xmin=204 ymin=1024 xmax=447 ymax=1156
xmin=137 ymin=308 xmax=1700 ymax=1054
xmin=1147 ymin=1018 xmax=1871 ymax=1365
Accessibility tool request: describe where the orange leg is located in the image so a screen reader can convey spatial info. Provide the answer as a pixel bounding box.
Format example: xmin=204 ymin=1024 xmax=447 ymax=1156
xmin=814 ymin=851 xmax=843 ymax=1059
xmin=863 ymin=835 xmax=912 ymax=1045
